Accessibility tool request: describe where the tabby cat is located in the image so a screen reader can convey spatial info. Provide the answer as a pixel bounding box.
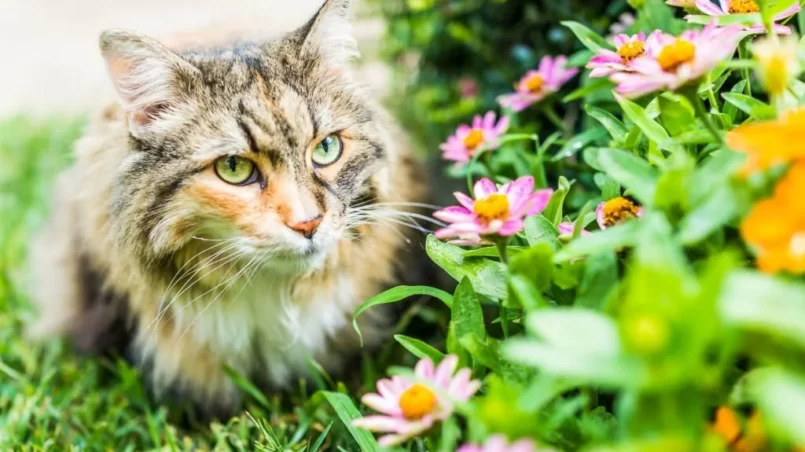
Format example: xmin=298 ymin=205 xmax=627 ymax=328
xmin=28 ymin=0 xmax=431 ymax=417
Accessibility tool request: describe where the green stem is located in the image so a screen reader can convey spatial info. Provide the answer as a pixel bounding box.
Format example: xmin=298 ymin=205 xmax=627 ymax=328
xmin=499 ymin=299 xmax=509 ymax=339
xmin=738 ymin=40 xmax=752 ymax=97
xmin=705 ymin=76 xmax=720 ymax=112
xmin=691 ymin=93 xmax=724 ymax=145
xmin=542 ymin=104 xmax=569 ymax=137
xmin=495 ymin=239 xmax=510 ymax=265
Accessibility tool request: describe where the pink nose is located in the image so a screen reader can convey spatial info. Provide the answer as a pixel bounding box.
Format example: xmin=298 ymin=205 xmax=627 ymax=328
xmin=287 ymin=216 xmax=322 ymax=239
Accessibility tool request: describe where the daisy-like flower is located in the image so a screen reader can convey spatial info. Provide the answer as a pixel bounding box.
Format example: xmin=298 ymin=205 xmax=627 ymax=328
xmin=726 ymin=107 xmax=805 ymax=174
xmin=352 ymin=355 xmax=481 ymax=447
xmin=557 ymin=221 xmax=591 ymax=239
xmin=458 ymin=434 xmax=554 ymax=452
xmin=498 ymin=55 xmax=578 ymax=112
xmin=596 ymin=197 xmax=643 ymax=229
xmin=433 ymin=176 xmax=554 ymax=245
xmin=587 ymin=31 xmax=663 ymax=78
xmin=611 ymin=22 xmax=743 ymax=98
xmin=440 ymin=111 xmax=509 ymax=164
xmin=692 ymin=0 xmax=800 ymax=35
xmin=752 ymin=34 xmax=802 ymax=99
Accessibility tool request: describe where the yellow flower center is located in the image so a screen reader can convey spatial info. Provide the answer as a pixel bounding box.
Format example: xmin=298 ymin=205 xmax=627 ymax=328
xmin=523 ymin=74 xmax=544 ymax=93
xmin=763 ymin=54 xmax=790 ymax=96
xmin=617 ymin=40 xmax=646 ymax=64
xmin=463 ymin=129 xmax=485 ymax=151
xmin=728 ymin=0 xmax=759 ymax=13
xmin=473 ymin=193 xmax=510 ymax=224
xmin=398 ymin=384 xmax=437 ymax=420
xmin=602 ymin=197 xmax=641 ymax=227
xmin=657 ymin=39 xmax=696 ymax=72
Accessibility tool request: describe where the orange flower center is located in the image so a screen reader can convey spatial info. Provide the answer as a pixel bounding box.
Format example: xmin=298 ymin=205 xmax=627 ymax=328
xmin=617 ymin=40 xmax=646 ymax=63
xmin=602 ymin=197 xmax=640 ymax=227
xmin=522 ymin=74 xmax=544 ymax=93
xmin=474 ymin=193 xmax=510 ymax=224
xmin=728 ymin=0 xmax=759 ymax=13
xmin=463 ymin=129 xmax=485 ymax=151
xmin=398 ymin=384 xmax=437 ymax=420
xmin=657 ymin=39 xmax=696 ymax=72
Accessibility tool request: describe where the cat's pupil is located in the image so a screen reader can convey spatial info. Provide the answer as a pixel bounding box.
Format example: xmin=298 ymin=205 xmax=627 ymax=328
xmin=322 ymin=138 xmax=331 ymax=153
xmin=227 ymin=157 xmax=237 ymax=172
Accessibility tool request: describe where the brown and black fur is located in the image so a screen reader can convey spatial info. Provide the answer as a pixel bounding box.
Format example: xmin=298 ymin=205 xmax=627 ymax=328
xmin=28 ymin=0 xmax=434 ymax=418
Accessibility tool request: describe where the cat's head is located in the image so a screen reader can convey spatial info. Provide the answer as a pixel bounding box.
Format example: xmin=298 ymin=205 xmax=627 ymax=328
xmin=100 ymin=0 xmax=404 ymax=272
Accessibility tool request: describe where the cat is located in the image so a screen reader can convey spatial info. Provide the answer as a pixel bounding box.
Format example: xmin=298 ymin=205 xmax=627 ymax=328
xmin=27 ymin=0 xmax=433 ymax=418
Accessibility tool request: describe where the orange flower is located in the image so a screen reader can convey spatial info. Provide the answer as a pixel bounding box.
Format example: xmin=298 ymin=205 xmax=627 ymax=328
xmin=727 ymin=108 xmax=805 ymax=174
xmin=711 ymin=407 xmax=767 ymax=452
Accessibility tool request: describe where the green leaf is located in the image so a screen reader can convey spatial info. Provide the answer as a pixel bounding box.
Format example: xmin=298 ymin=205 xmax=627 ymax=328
xmin=721 ymin=270 xmax=805 ymax=349
xmin=677 ymin=184 xmax=740 ymax=245
xmin=657 ymin=93 xmax=696 ymax=137
xmin=553 ymin=127 xmax=607 ymax=161
xmin=224 ymin=365 xmax=270 ymax=409
xmin=686 ymin=13 xmax=762 ymax=26
xmin=510 ymin=243 xmax=555 ymax=292
xmin=561 ymin=21 xmax=613 ymax=52
xmin=453 ymin=278 xmax=487 ymax=344
xmin=508 ymin=274 xmax=549 ymax=311
xmin=426 ymin=235 xmax=507 ymax=299
xmin=524 ymin=215 xmax=561 ymax=249
xmin=526 ymin=307 xmax=621 ymax=355
xmin=563 ymin=78 xmax=613 ymax=103
xmin=721 ymin=93 xmax=776 ymax=120
xmin=586 ymin=105 xmax=628 ymax=143
xmin=575 ymin=251 xmax=618 ymax=310
xmin=759 ymin=0 xmax=798 ymax=24
xmin=394 ymin=334 xmax=446 ymax=361
xmin=459 ymin=334 xmax=501 ymax=372
xmin=321 ymin=392 xmax=380 ymax=452
xmin=352 ymin=285 xmax=453 ymax=344
xmin=596 ymin=148 xmax=659 ymax=205
xmin=554 ymin=221 xmax=641 ymax=263
xmin=616 ymin=95 xmax=680 ymax=153
xmin=746 ymin=368 xmax=805 ymax=444
xmin=542 ymin=176 xmax=572 ymax=224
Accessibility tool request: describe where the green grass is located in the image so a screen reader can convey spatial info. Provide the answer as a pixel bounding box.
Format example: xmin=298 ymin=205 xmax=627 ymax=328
xmin=0 ymin=116 xmax=436 ymax=451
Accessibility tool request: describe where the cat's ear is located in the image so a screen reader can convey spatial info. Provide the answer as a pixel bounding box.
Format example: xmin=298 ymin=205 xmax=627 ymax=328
xmin=295 ymin=0 xmax=358 ymax=65
xmin=100 ymin=30 xmax=200 ymax=139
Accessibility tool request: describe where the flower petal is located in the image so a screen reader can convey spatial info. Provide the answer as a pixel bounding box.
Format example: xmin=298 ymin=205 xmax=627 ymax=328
xmin=433 ymin=206 xmax=473 ymax=224
xmin=361 ymin=394 xmax=403 ymax=416
xmin=596 ymin=201 xmax=607 ymax=229
xmin=473 ymin=178 xmax=498 ymax=199
xmin=498 ymin=219 xmax=525 ymax=236
xmin=414 ymin=356 xmax=435 ymax=379
xmin=352 ymin=415 xmax=407 ymax=432
xmin=433 ymin=354 xmax=459 ymax=388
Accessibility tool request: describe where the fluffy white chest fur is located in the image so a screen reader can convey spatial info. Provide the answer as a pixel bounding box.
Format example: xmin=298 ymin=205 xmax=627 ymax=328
xmin=168 ymin=267 xmax=356 ymax=386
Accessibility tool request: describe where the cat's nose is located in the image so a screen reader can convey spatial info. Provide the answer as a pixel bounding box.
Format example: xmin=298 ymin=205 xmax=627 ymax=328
xmin=287 ymin=215 xmax=322 ymax=239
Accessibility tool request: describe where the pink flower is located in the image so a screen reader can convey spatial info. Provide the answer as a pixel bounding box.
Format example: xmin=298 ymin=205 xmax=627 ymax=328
xmin=587 ymin=31 xmax=664 ymax=78
xmin=608 ymin=13 xmax=637 ymax=39
xmin=557 ymin=221 xmax=591 ymax=239
xmin=440 ymin=111 xmax=509 ymax=164
xmin=458 ymin=435 xmax=555 ymax=452
xmin=596 ymin=197 xmax=644 ymax=229
xmin=691 ymin=0 xmax=800 ymax=34
xmin=611 ymin=22 xmax=743 ymax=98
xmin=498 ymin=56 xmax=578 ymax=112
xmin=459 ymin=77 xmax=480 ymax=98
xmin=352 ymin=355 xmax=480 ymax=447
xmin=433 ymin=176 xmax=554 ymax=245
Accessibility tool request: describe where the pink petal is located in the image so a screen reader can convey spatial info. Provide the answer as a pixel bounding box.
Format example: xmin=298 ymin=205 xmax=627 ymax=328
xmin=695 ymin=0 xmax=725 ymax=15
xmin=613 ymin=34 xmax=629 ymax=47
xmin=596 ymin=201 xmax=607 ymax=229
xmin=415 ymin=356 xmax=435 ymax=379
xmin=557 ymin=221 xmax=575 ymax=237
xmin=473 ymin=178 xmax=498 ymax=199
xmin=433 ymin=206 xmax=473 ymax=224
xmin=482 ymin=111 xmax=496 ymax=129
xmin=718 ymin=0 xmax=729 ymax=12
xmin=454 ymin=192 xmax=476 ymax=210
xmin=456 ymin=124 xmax=471 ymax=136
xmin=538 ymin=56 xmax=554 ymax=78
xmin=377 ymin=378 xmax=403 ymax=399
xmin=361 ymin=394 xmax=403 ymax=416
xmin=352 ymin=415 xmax=406 ymax=432
xmin=775 ymin=2 xmax=801 ymax=20
xmin=498 ymin=219 xmax=525 ymax=236
xmin=472 ymin=115 xmax=483 ymax=129
xmin=493 ymin=115 xmax=510 ymax=135
xmin=433 ymin=355 xmax=459 ymax=388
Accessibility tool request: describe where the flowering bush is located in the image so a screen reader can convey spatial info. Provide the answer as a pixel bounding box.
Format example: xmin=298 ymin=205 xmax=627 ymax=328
xmin=342 ymin=0 xmax=805 ymax=450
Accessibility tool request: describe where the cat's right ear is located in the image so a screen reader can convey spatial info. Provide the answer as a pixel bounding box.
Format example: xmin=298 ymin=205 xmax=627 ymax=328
xmin=100 ymin=30 xmax=200 ymax=139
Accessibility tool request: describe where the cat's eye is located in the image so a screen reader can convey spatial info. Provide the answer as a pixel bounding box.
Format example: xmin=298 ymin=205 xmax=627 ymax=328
xmin=214 ymin=156 xmax=257 ymax=185
xmin=312 ymin=135 xmax=343 ymax=167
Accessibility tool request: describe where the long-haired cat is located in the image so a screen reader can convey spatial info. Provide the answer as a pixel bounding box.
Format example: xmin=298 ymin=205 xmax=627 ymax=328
xmin=28 ymin=0 xmax=431 ymax=417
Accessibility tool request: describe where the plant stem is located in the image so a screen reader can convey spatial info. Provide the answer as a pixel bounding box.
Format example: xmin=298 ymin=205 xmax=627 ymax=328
xmin=499 ymin=299 xmax=509 ymax=339
xmin=542 ymin=104 xmax=569 ymax=137
xmin=738 ymin=39 xmax=752 ymax=97
xmin=495 ymin=239 xmax=510 ymax=264
xmin=691 ymin=94 xmax=724 ymax=145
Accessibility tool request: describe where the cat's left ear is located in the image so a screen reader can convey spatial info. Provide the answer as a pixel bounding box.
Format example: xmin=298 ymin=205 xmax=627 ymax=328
xmin=295 ymin=0 xmax=358 ymax=65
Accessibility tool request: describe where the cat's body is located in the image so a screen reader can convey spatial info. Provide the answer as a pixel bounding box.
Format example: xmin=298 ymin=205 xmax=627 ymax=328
xmin=28 ymin=0 xmax=431 ymax=416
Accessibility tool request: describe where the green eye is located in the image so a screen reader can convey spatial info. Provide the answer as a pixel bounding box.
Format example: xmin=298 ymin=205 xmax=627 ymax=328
xmin=312 ymin=135 xmax=343 ymax=167
xmin=214 ymin=156 xmax=257 ymax=185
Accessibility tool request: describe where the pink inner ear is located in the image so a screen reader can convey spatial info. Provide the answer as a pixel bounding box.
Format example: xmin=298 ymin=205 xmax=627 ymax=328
xmin=131 ymin=102 xmax=171 ymax=127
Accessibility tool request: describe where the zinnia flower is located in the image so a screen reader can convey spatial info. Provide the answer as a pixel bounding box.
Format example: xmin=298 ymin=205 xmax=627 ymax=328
xmin=433 ymin=176 xmax=554 ymax=245
xmin=440 ymin=111 xmax=509 ymax=164
xmin=558 ymin=221 xmax=591 ymax=239
xmin=458 ymin=435 xmax=553 ymax=452
xmin=741 ymin=161 xmax=805 ymax=274
xmin=352 ymin=355 xmax=481 ymax=446
xmin=692 ymin=0 xmax=800 ymax=35
xmin=596 ymin=197 xmax=643 ymax=229
xmin=752 ymin=35 xmax=801 ymax=98
xmin=588 ymin=31 xmax=663 ymax=78
xmin=611 ymin=23 xmax=743 ymax=98
xmin=726 ymin=107 xmax=805 ymax=174
xmin=498 ymin=55 xmax=578 ymax=112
